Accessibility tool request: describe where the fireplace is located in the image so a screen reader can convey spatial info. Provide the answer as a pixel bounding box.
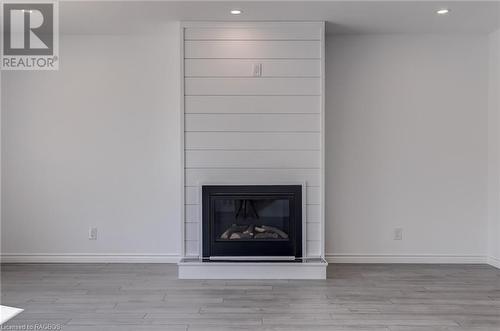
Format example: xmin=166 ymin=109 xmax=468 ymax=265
xmin=202 ymin=185 xmax=302 ymax=260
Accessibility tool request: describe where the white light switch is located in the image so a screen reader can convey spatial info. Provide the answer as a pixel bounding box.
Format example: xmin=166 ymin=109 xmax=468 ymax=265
xmin=252 ymin=63 xmax=262 ymax=77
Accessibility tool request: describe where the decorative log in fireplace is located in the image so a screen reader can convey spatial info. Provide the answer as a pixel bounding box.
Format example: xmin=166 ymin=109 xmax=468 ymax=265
xmin=220 ymin=224 xmax=289 ymax=240
xmin=202 ymin=185 xmax=302 ymax=260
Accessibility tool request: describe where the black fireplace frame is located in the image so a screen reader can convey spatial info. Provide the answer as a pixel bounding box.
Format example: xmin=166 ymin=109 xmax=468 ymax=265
xmin=202 ymin=185 xmax=303 ymax=259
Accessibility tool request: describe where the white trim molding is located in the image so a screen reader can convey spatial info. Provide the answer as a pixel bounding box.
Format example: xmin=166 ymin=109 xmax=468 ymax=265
xmin=326 ymin=254 xmax=488 ymax=264
xmin=2 ymin=254 xmax=497 ymax=267
xmin=0 ymin=254 xmax=181 ymax=264
xmin=487 ymin=256 xmax=500 ymax=269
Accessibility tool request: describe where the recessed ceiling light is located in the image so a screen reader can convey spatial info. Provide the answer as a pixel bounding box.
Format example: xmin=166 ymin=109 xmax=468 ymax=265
xmin=230 ymin=9 xmax=242 ymax=15
xmin=436 ymin=9 xmax=450 ymax=15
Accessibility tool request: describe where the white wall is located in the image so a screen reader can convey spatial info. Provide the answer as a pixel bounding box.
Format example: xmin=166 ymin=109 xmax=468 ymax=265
xmin=326 ymin=35 xmax=490 ymax=262
xmin=1 ymin=24 xmax=182 ymax=262
xmin=488 ymin=29 xmax=500 ymax=267
xmin=1 ymin=29 xmax=495 ymax=264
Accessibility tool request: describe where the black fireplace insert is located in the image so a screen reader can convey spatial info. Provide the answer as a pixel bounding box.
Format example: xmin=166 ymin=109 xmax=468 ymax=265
xmin=202 ymin=185 xmax=302 ymax=259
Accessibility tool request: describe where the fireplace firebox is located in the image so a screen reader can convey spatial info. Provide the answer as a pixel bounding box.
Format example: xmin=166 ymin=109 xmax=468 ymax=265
xmin=202 ymin=185 xmax=302 ymax=260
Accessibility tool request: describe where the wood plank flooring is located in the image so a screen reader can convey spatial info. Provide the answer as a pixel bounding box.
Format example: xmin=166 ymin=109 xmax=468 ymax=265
xmin=1 ymin=263 xmax=499 ymax=330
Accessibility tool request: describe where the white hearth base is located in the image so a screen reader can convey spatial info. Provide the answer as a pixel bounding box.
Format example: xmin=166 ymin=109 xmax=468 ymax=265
xmin=178 ymin=258 xmax=328 ymax=279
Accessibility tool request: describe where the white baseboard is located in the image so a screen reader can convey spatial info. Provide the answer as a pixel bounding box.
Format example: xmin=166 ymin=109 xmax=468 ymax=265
xmin=1 ymin=254 xmax=493 ymax=266
xmin=0 ymin=254 xmax=181 ymax=263
xmin=326 ymin=254 xmax=487 ymax=264
xmin=487 ymin=256 xmax=500 ymax=269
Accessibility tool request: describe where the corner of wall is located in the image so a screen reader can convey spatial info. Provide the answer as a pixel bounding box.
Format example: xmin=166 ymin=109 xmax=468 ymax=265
xmin=488 ymin=28 xmax=500 ymax=269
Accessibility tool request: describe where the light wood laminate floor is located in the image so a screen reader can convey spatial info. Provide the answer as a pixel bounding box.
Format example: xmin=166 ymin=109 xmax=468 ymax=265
xmin=1 ymin=263 xmax=499 ymax=331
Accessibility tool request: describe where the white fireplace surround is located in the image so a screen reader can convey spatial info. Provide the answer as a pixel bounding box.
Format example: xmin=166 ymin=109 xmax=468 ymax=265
xmin=178 ymin=21 xmax=327 ymax=279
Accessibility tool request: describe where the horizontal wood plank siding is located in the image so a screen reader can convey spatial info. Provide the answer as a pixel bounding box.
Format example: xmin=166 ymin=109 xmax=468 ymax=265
xmin=185 ymin=78 xmax=320 ymax=96
xmin=307 ymin=223 xmax=321 ymax=241
xmin=306 ymin=186 xmax=321 ymax=205
xmin=185 ymin=168 xmax=321 ymax=187
xmin=185 ymin=59 xmax=320 ymax=77
xmin=185 ymin=150 xmax=320 ymax=169
xmin=183 ymin=23 xmax=324 ymax=258
xmin=185 ymin=96 xmax=320 ymax=114
xmin=185 ymin=114 xmax=320 ymax=132
xmin=185 ymin=132 xmax=320 ymax=150
xmin=307 ymin=241 xmax=321 ymax=256
xmin=185 ymin=186 xmax=200 ymax=205
xmin=184 ymin=26 xmax=321 ymax=40
xmin=185 ymin=223 xmax=199 ymax=241
xmin=186 ymin=240 xmax=199 ymax=256
xmin=185 ymin=40 xmax=320 ymax=59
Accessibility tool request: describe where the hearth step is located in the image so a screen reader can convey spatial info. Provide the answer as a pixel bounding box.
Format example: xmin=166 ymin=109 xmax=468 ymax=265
xmin=178 ymin=257 xmax=328 ymax=279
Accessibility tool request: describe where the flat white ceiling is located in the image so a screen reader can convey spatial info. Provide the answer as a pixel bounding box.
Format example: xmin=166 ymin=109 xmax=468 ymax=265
xmin=60 ymin=1 xmax=500 ymax=35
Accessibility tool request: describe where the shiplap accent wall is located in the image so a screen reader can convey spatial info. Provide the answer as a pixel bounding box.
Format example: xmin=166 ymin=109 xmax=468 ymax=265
xmin=181 ymin=22 xmax=325 ymax=258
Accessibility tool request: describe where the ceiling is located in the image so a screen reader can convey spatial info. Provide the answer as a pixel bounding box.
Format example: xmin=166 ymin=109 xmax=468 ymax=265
xmin=59 ymin=1 xmax=500 ymax=35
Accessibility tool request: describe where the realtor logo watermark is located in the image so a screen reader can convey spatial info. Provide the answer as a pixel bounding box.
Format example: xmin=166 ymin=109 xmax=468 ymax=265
xmin=1 ymin=1 xmax=59 ymax=70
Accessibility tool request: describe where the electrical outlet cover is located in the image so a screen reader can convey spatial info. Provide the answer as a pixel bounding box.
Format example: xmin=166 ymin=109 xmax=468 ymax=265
xmin=394 ymin=228 xmax=403 ymax=240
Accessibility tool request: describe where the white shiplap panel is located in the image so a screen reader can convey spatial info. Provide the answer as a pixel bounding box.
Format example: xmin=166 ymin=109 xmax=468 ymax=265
xmin=185 ymin=205 xmax=200 ymax=222
xmin=185 ymin=40 xmax=320 ymax=59
xmin=306 ymin=241 xmax=321 ymax=257
xmin=186 ymin=240 xmax=199 ymax=256
xmin=185 ymin=96 xmax=320 ymax=114
xmin=307 ymin=222 xmax=321 ymax=242
xmin=185 ymin=168 xmax=321 ymax=187
xmin=185 ymin=150 xmax=320 ymax=169
xmin=185 ymin=205 xmax=199 ymax=223
xmin=185 ymin=78 xmax=320 ymax=96
xmin=306 ymin=205 xmax=321 ymax=223
xmin=185 ymin=132 xmax=320 ymax=150
xmin=185 ymin=59 xmax=320 ymax=77
xmin=185 ymin=186 xmax=200 ymax=205
xmin=185 ymin=223 xmax=199 ymax=241
xmin=185 ymin=114 xmax=320 ymax=132
xmin=182 ymin=22 xmax=324 ymax=260
xmin=184 ymin=27 xmax=321 ymax=41
xmin=306 ymin=205 xmax=321 ymax=222
xmin=306 ymin=186 xmax=320 ymax=205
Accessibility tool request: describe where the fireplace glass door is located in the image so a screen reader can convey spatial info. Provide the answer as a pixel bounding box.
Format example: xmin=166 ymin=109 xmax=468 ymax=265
xmin=214 ymin=197 xmax=290 ymax=242
xmin=202 ymin=185 xmax=302 ymax=259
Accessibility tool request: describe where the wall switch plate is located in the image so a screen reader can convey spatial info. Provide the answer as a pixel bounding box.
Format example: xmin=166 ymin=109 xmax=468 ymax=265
xmin=252 ymin=63 xmax=262 ymax=77
xmin=394 ymin=228 xmax=403 ymax=240
xmin=89 ymin=227 xmax=98 ymax=240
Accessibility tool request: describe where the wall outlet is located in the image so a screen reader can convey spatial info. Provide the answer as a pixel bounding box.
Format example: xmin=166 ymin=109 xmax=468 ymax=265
xmin=394 ymin=228 xmax=403 ymax=240
xmin=89 ymin=227 xmax=98 ymax=240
